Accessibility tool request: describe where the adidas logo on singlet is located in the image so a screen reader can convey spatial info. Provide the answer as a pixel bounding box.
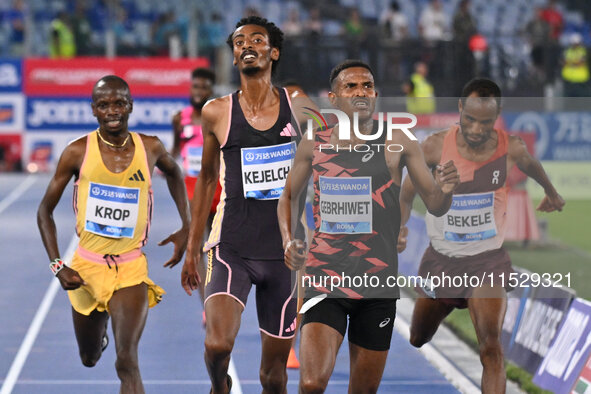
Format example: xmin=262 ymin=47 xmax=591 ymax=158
xmin=128 ymin=170 xmax=145 ymax=182
xmin=280 ymin=123 xmax=297 ymax=137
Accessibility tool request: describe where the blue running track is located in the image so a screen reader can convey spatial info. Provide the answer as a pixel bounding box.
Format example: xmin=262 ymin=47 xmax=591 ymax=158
xmin=0 ymin=174 xmax=459 ymax=393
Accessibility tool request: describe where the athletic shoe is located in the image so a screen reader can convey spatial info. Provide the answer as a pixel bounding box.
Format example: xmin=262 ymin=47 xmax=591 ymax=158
xmin=101 ymin=333 xmax=109 ymax=353
xmin=101 ymin=318 xmax=109 ymax=352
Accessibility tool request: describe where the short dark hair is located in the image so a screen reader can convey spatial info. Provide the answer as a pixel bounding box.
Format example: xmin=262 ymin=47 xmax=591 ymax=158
xmin=226 ymin=16 xmax=284 ymax=73
xmin=329 ymin=59 xmax=374 ymax=88
xmin=461 ymin=78 xmax=502 ymax=110
xmin=92 ymin=75 xmax=130 ymax=101
xmin=192 ymin=67 xmax=216 ymax=84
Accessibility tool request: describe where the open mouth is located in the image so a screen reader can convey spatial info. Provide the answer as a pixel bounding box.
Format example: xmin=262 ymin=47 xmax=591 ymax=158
xmin=106 ymin=119 xmax=122 ymax=127
xmin=352 ymin=99 xmax=370 ymax=109
xmin=241 ymin=50 xmax=257 ymax=62
xmin=466 ymin=135 xmax=485 ymax=144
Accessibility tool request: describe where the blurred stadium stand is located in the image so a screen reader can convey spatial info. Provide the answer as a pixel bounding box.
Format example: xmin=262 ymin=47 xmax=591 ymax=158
xmin=0 ymin=0 xmax=590 ymax=96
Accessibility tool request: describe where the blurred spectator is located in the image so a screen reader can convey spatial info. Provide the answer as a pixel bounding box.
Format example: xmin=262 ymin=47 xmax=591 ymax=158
xmin=152 ymin=11 xmax=178 ymax=56
xmin=541 ymin=0 xmax=563 ymax=41
xmin=88 ymin=0 xmax=108 ymax=32
xmin=199 ymin=12 xmax=225 ymax=67
xmin=380 ymin=1 xmax=408 ymax=82
xmin=452 ymin=0 xmax=476 ymax=43
xmin=525 ymin=7 xmax=552 ymax=80
xmin=111 ymin=6 xmax=135 ymax=54
xmin=283 ymin=9 xmax=303 ymax=37
xmin=379 ymin=1 xmax=408 ymax=42
xmin=6 ymin=0 xmax=26 ymax=57
xmin=305 ymin=7 xmax=323 ymax=38
xmin=71 ymin=0 xmax=92 ymax=55
xmin=343 ymin=8 xmax=365 ymax=59
xmin=405 ymin=62 xmax=435 ymax=114
xmin=419 ymin=0 xmax=448 ymax=42
xmin=453 ymin=0 xmax=477 ymax=92
xmin=49 ymin=11 xmax=76 ymax=58
xmin=561 ymin=33 xmax=589 ymax=96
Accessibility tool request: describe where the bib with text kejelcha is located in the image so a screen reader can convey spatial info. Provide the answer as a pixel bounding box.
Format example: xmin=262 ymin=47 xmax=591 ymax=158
xmin=186 ymin=146 xmax=202 ymax=176
xmin=319 ymin=176 xmax=372 ymax=234
xmin=85 ymin=182 xmax=140 ymax=238
xmin=240 ymin=141 xmax=295 ymax=200
xmin=443 ymin=192 xmax=497 ymax=242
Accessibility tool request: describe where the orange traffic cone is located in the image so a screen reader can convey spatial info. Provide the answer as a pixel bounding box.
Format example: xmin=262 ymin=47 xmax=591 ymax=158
xmin=287 ymin=347 xmax=300 ymax=369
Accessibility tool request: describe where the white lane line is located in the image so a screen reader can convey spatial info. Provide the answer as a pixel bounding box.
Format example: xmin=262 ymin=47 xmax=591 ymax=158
xmin=394 ymin=316 xmax=481 ymax=394
xmin=0 ymin=234 xmax=78 ymax=394
xmin=228 ymin=356 xmax=242 ymax=394
xmin=0 ymin=175 xmax=37 ymax=215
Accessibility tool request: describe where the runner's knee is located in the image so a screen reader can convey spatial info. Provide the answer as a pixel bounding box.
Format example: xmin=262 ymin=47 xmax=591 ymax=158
xmin=300 ymin=376 xmax=329 ymax=394
xmin=204 ymin=336 xmax=233 ymax=360
xmin=260 ymin=367 xmax=287 ymax=392
xmin=115 ymin=348 xmax=139 ymax=376
xmin=479 ymin=337 xmax=503 ymax=365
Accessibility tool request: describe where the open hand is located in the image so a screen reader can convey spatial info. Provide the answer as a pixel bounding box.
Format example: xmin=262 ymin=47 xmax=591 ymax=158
xmin=159 ymin=227 xmax=189 ymax=268
xmin=181 ymin=254 xmax=201 ymax=296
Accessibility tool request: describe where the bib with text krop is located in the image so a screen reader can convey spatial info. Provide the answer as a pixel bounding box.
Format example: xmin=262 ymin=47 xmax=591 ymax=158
xmin=85 ymin=182 xmax=140 ymax=238
xmin=443 ymin=192 xmax=497 ymax=242
xmin=319 ymin=176 xmax=373 ymax=234
xmin=240 ymin=141 xmax=295 ymax=200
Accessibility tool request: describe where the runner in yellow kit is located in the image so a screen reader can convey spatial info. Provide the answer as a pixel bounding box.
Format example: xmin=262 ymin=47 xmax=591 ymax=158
xmin=37 ymin=75 xmax=190 ymax=394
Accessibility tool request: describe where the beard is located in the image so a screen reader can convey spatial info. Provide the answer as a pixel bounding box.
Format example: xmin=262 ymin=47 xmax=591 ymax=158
xmin=242 ymin=65 xmax=261 ymax=76
xmin=190 ymin=97 xmax=206 ymax=110
xmin=461 ymin=128 xmax=491 ymax=148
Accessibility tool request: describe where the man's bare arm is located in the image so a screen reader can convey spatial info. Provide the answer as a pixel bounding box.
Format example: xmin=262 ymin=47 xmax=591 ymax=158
xmin=37 ymin=138 xmax=87 ymax=289
xmin=181 ymin=98 xmax=224 ymax=294
xmin=285 ymin=86 xmax=319 ymax=130
xmin=146 ymin=135 xmax=191 ymax=267
xmin=509 ymin=135 xmax=565 ymax=212
xmin=403 ymin=134 xmax=458 ymax=217
xmin=171 ymin=111 xmax=182 ymax=158
xmin=278 ymin=134 xmax=314 ymax=270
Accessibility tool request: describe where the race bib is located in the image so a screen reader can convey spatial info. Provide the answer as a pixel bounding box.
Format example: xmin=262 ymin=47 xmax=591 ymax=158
xmin=85 ymin=182 xmax=140 ymax=238
xmin=241 ymin=141 xmax=295 ymax=200
xmin=319 ymin=176 xmax=372 ymax=234
xmin=443 ymin=192 xmax=497 ymax=242
xmin=186 ymin=146 xmax=203 ymax=176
